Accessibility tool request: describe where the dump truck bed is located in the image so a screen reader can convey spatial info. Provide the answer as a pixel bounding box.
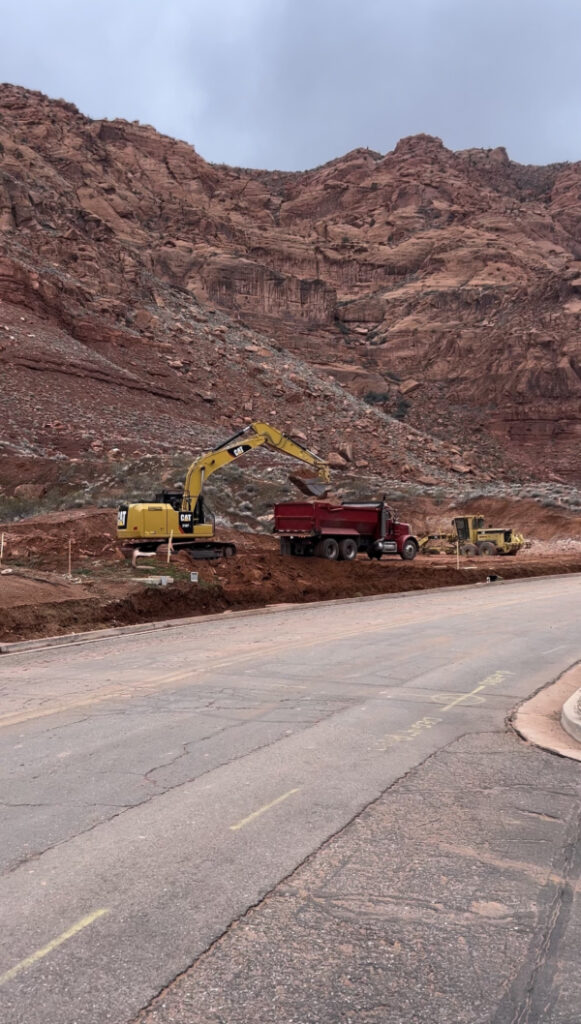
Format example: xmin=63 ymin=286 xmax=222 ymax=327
xmin=274 ymin=501 xmax=386 ymax=538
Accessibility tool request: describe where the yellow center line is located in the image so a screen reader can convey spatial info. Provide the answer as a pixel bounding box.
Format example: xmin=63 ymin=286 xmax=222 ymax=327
xmin=439 ymin=683 xmax=488 ymax=712
xmin=230 ymin=787 xmax=300 ymax=832
xmin=0 ymin=909 xmax=109 ymax=988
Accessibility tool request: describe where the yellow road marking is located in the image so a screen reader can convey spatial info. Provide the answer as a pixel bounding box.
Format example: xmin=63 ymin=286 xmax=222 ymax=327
xmin=431 ymin=692 xmax=485 ymax=707
xmin=380 ymin=670 xmax=513 ymax=748
xmin=439 ymin=683 xmax=488 ymax=712
xmin=0 ymin=909 xmax=109 ymax=987
xmin=230 ymin=788 xmax=300 ymax=832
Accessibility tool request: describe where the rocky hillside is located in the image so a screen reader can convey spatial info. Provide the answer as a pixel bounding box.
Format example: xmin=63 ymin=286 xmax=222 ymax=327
xmin=0 ymin=84 xmax=580 ymax=517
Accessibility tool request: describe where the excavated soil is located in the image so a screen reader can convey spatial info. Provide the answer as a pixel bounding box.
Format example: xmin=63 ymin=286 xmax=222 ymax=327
xmin=1 ymin=505 xmax=581 ymax=644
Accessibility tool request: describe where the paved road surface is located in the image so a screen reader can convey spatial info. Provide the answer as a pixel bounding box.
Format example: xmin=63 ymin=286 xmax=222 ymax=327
xmin=0 ymin=576 xmax=580 ymax=1023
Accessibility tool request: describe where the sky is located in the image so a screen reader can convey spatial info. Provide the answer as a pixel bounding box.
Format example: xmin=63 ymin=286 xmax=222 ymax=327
xmin=1 ymin=0 xmax=580 ymax=170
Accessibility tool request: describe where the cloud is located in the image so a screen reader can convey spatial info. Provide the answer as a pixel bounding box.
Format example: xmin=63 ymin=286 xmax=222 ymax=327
xmin=1 ymin=0 xmax=580 ymax=168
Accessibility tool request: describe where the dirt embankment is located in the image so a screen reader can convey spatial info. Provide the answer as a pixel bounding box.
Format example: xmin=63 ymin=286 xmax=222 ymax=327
xmin=1 ymin=503 xmax=581 ymax=645
xmin=3 ymin=554 xmax=581 ymax=646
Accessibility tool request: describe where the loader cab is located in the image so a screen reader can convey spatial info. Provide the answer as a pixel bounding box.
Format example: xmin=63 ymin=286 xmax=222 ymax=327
xmin=452 ymin=517 xmax=471 ymax=543
xmin=452 ymin=515 xmax=484 ymax=544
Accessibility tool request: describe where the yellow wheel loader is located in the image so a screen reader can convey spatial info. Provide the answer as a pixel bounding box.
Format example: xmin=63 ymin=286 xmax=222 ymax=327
xmin=116 ymin=422 xmax=330 ymax=559
xmin=419 ymin=515 xmax=526 ymax=557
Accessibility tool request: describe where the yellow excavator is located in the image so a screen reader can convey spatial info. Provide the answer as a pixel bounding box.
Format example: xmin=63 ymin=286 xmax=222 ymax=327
xmin=117 ymin=422 xmax=330 ymax=559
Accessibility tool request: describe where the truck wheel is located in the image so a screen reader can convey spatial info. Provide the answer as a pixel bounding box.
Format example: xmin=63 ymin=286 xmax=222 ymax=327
xmin=400 ymin=539 xmax=418 ymax=561
xmin=279 ymin=538 xmax=291 ymax=556
xmin=339 ymin=538 xmax=358 ymax=561
xmin=318 ymin=538 xmax=339 ymax=561
xmin=460 ymin=542 xmax=478 ymax=557
xmin=478 ymin=541 xmax=497 ymax=556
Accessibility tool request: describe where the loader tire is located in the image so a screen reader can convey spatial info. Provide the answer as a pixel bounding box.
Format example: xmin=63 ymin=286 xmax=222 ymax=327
xmin=478 ymin=541 xmax=497 ymax=556
xmin=339 ymin=537 xmax=358 ymax=561
xmin=460 ymin=542 xmax=478 ymax=557
xmin=317 ymin=538 xmax=339 ymax=561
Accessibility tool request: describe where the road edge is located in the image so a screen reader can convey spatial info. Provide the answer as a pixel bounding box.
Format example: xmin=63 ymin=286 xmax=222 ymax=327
xmin=2 ymin=571 xmax=579 ymax=656
xmin=512 ymin=662 xmax=581 ymax=762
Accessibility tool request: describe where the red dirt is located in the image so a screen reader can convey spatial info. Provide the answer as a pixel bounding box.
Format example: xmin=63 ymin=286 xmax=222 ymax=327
xmin=1 ymin=505 xmax=581 ymax=644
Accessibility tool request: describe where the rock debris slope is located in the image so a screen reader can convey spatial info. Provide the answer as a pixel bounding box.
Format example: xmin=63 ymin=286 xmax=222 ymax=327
xmin=0 ymin=83 xmax=580 ymax=513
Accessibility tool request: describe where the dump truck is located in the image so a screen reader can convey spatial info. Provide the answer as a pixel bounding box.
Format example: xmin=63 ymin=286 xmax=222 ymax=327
xmin=117 ymin=422 xmax=330 ymax=559
xmin=419 ymin=515 xmax=526 ymax=557
xmin=274 ymin=500 xmax=419 ymax=561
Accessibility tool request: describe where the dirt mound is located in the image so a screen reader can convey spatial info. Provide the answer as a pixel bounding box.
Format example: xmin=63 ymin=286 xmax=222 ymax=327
xmin=0 ymin=571 xmax=94 ymax=609
xmin=0 ymin=508 xmax=121 ymax=571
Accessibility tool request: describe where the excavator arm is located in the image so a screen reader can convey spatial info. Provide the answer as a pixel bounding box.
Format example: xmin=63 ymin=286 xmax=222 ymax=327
xmin=181 ymin=421 xmax=330 ymax=510
xmin=117 ymin=421 xmax=330 ymax=553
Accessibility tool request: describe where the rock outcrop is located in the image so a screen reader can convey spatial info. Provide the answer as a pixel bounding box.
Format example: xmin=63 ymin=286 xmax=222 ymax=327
xmin=0 ymin=83 xmax=580 ymax=498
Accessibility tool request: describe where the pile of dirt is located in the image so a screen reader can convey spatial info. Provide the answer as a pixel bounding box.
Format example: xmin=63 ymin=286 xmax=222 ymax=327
xmin=0 ymin=570 xmax=93 ymax=609
xmin=0 ymin=508 xmax=123 ymax=572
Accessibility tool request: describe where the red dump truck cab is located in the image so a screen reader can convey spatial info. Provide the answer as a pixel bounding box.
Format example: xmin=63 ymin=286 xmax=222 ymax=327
xmin=274 ymin=500 xmax=419 ymax=562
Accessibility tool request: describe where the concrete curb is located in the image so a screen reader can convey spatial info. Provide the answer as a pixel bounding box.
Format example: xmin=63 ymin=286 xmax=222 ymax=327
xmin=561 ymin=686 xmax=581 ymax=744
xmin=1 ymin=570 xmax=579 ymax=657
xmin=512 ymin=662 xmax=581 ymax=762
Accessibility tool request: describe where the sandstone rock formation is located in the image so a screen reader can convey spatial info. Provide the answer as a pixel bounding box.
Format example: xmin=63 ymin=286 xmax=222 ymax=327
xmin=0 ymin=83 xmax=580 ymax=512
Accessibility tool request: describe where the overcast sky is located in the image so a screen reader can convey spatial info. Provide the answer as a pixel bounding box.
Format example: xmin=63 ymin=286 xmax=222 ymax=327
xmin=1 ymin=0 xmax=580 ymax=170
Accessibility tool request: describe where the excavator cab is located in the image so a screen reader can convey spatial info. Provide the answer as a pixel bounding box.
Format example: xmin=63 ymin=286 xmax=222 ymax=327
xmin=155 ymin=492 xmax=205 ymax=522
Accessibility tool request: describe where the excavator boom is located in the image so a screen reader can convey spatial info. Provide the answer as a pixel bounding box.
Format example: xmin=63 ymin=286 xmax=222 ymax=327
xmin=117 ymin=421 xmax=330 ymax=555
xmin=181 ymin=421 xmax=330 ymax=509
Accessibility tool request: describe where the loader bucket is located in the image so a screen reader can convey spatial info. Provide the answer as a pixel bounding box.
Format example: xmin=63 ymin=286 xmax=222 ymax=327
xmin=288 ymin=473 xmax=329 ymax=498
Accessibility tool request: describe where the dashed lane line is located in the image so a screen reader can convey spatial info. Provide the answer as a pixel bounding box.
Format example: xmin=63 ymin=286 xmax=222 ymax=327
xmin=0 ymin=909 xmax=109 ymax=988
xmin=230 ymin=788 xmax=300 ymax=832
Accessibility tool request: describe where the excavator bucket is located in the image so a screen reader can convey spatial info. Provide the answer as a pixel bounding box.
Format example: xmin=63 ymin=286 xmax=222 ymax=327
xmin=288 ymin=473 xmax=329 ymax=498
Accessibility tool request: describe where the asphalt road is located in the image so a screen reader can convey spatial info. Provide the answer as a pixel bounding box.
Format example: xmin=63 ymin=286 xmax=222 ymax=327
xmin=0 ymin=576 xmax=580 ymax=1024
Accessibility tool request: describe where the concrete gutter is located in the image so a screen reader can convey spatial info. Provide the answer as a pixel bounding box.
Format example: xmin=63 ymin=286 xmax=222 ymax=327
xmin=561 ymin=685 xmax=581 ymax=744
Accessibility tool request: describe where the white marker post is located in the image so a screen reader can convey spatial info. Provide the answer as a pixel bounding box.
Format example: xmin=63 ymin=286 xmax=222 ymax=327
xmin=167 ymin=530 xmax=173 ymax=565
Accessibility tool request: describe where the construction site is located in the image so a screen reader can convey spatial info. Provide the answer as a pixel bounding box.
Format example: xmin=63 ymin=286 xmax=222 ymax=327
xmin=2 ymin=59 xmax=581 ymax=1024
xmin=1 ymin=486 xmax=580 ymax=645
